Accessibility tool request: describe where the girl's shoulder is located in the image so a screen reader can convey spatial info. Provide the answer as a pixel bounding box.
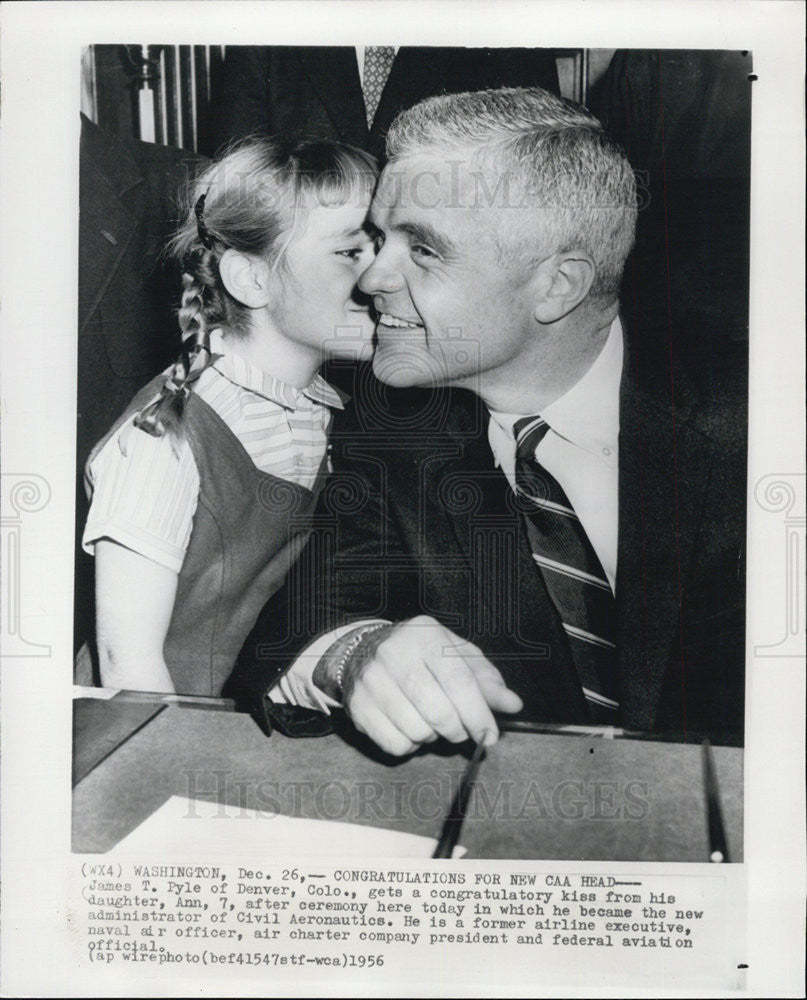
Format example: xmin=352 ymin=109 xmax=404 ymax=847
xmin=82 ymin=409 xmax=201 ymax=576
xmin=86 ymin=404 xmax=197 ymax=491
xmin=87 ymin=366 xmax=191 ymax=467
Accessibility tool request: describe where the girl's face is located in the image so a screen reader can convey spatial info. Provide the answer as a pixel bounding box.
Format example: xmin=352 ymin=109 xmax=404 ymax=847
xmin=270 ymin=187 xmax=376 ymax=364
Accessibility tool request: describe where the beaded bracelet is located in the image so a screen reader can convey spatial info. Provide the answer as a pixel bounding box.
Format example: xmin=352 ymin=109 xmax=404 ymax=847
xmin=332 ymin=622 xmax=391 ymax=699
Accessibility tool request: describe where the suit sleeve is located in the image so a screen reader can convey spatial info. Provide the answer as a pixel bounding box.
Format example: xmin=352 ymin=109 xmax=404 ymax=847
xmin=227 ymin=395 xmax=420 ymax=727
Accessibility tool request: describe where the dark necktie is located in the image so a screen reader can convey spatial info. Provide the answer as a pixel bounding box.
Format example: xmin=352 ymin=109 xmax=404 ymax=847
xmin=513 ymin=416 xmax=620 ymax=721
xmin=362 ymin=46 xmax=395 ymax=128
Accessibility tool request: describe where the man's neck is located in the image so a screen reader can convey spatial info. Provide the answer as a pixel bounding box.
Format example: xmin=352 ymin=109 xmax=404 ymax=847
xmin=471 ymin=307 xmax=619 ymax=414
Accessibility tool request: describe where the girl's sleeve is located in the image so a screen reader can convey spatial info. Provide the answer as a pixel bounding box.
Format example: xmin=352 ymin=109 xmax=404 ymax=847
xmin=83 ymin=419 xmax=200 ymax=573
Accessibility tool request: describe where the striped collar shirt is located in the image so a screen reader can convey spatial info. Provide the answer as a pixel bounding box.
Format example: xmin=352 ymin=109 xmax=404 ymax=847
xmin=204 ymin=329 xmax=345 ymax=487
xmin=83 ymin=331 xmax=345 ymax=573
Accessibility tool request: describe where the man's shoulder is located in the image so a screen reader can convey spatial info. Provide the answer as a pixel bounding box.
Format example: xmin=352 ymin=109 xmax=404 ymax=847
xmin=675 ymin=349 xmax=747 ymax=464
xmin=331 ymin=366 xmax=486 ymax=444
xmin=623 ymin=329 xmax=747 ymax=455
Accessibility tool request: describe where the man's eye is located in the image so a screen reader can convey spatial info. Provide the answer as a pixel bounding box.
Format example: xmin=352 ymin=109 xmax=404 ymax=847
xmin=411 ymin=244 xmax=437 ymax=261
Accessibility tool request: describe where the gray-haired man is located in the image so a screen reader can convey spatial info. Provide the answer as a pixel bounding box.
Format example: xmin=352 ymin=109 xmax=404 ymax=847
xmin=237 ymin=87 xmax=746 ymax=755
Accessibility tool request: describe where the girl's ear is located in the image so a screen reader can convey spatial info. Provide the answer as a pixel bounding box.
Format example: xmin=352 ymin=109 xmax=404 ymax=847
xmin=218 ymin=249 xmax=273 ymax=309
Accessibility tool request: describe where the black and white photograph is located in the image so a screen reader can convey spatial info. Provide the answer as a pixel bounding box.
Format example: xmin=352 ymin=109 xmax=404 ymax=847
xmin=71 ymin=41 xmax=750 ymax=863
xmin=0 ymin=2 xmax=804 ymax=997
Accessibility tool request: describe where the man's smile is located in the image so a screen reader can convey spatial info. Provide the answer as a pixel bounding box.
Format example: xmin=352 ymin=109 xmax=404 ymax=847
xmin=377 ymin=312 xmax=424 ymax=329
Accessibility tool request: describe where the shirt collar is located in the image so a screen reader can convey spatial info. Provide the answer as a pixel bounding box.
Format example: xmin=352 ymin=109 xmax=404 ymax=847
xmin=488 ymin=316 xmax=623 ymax=459
xmin=208 ymin=329 xmax=345 ymax=411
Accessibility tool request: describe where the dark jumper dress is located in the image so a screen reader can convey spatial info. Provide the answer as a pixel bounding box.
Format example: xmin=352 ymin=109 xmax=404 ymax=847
xmin=85 ymin=375 xmax=328 ymax=695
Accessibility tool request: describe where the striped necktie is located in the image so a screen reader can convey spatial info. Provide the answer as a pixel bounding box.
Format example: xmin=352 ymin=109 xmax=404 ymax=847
xmin=362 ymin=46 xmax=395 ymax=128
xmin=513 ymin=416 xmax=620 ymax=721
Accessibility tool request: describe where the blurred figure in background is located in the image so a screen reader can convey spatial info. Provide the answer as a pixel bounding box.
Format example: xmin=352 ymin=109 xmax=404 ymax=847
xmin=590 ymin=49 xmax=752 ymax=366
xmin=211 ymin=46 xmax=560 ymax=160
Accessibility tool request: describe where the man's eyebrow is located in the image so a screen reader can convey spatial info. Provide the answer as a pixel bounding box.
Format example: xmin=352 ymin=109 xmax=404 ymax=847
xmin=364 ymin=216 xmax=457 ymax=258
xmin=396 ymin=221 xmax=457 ymax=258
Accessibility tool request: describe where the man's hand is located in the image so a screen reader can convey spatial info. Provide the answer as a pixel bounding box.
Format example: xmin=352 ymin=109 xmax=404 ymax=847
xmin=336 ymin=616 xmax=523 ymax=756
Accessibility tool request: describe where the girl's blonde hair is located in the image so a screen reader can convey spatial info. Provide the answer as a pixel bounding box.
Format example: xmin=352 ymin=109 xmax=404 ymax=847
xmin=135 ymin=138 xmax=378 ymax=438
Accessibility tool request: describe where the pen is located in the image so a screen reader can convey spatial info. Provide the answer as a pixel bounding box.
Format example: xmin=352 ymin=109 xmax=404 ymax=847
xmin=702 ymin=739 xmax=730 ymax=863
xmin=498 ymin=719 xmax=637 ymax=739
xmin=432 ymin=738 xmax=487 ymax=859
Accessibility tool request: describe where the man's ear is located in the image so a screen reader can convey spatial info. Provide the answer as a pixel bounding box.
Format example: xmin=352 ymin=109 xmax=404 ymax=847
xmin=218 ymin=249 xmax=273 ymax=308
xmin=532 ymin=252 xmax=596 ymax=323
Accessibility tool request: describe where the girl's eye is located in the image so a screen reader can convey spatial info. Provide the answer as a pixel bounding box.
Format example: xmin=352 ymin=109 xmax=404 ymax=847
xmin=336 ymin=247 xmax=367 ymax=261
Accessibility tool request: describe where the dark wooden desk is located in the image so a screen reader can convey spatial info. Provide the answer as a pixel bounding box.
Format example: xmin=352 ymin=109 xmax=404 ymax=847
xmin=72 ymin=694 xmax=743 ymax=861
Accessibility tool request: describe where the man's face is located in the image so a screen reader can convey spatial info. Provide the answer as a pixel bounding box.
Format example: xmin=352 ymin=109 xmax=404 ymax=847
xmin=359 ymin=154 xmax=538 ymax=393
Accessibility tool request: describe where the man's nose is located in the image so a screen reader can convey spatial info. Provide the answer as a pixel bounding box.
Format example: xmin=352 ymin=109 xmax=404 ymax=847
xmin=358 ymin=248 xmax=403 ymax=296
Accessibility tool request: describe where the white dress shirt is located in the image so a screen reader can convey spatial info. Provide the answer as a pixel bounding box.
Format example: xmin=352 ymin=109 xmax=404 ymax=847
xmin=272 ymin=317 xmax=624 ymax=710
xmin=487 ymin=316 xmax=622 ymax=590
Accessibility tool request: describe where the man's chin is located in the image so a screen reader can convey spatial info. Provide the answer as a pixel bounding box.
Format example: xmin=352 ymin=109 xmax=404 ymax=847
xmin=372 ymin=345 xmax=442 ymax=387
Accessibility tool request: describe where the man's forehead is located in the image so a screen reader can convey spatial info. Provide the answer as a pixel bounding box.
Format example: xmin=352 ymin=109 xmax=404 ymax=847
xmin=374 ymin=154 xmax=476 ymax=208
xmin=370 ymin=152 xmax=495 ymax=228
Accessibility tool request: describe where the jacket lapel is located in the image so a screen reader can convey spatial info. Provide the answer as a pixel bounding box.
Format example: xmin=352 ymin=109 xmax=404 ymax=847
xmin=297 ymin=47 xmax=369 ymax=148
xmin=425 ymin=392 xmax=589 ymax=722
xmin=616 ymin=333 xmax=712 ymax=730
xmin=369 ymin=47 xmax=443 ymax=141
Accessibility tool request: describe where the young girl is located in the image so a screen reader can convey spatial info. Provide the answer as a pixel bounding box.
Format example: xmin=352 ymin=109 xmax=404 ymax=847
xmin=82 ymin=139 xmax=378 ymax=696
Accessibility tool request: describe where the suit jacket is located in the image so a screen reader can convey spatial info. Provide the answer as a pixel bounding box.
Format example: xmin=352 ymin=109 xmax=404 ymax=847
xmin=590 ymin=50 xmax=751 ymax=357
xmin=233 ymin=329 xmax=747 ymax=747
xmin=213 ymin=46 xmax=560 ymax=160
xmin=76 ymin=115 xmax=205 ymax=655
xmin=77 ymin=115 xmax=205 ymax=465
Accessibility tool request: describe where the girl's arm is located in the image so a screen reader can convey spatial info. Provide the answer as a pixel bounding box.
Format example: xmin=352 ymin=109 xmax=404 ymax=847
xmin=94 ymin=538 xmax=179 ymax=693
